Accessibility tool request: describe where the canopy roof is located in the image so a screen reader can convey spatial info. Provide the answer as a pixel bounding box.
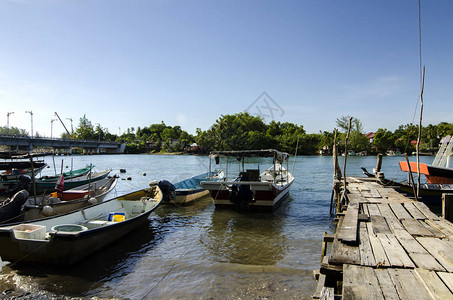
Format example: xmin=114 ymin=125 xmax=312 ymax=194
xmin=209 ymin=149 xmax=290 ymax=161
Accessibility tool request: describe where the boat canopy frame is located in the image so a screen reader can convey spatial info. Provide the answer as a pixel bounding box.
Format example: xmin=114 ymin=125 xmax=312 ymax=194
xmin=207 ymin=149 xmax=291 ymax=184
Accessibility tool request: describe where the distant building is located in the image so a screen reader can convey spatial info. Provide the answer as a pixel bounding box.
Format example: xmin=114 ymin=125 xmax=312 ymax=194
xmin=365 ymin=132 xmax=375 ymax=143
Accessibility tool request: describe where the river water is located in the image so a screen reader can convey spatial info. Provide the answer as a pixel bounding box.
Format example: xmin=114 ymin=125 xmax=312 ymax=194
xmin=0 ymin=154 xmax=434 ymax=299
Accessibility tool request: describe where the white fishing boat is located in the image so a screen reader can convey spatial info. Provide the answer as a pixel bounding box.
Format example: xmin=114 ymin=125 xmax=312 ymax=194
xmin=22 ymin=176 xmax=118 ymax=221
xmin=200 ymin=149 xmax=295 ymax=210
xmin=0 ymin=184 xmax=162 ymax=265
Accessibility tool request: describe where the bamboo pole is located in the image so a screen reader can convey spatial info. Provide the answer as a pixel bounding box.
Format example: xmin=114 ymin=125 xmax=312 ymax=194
xmin=416 ymin=66 xmax=425 ymax=199
xmin=332 ymin=129 xmax=342 ymax=180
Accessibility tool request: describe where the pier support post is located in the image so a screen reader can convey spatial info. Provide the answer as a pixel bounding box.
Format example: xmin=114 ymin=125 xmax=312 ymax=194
xmin=442 ymin=193 xmax=453 ymax=222
xmin=375 ymin=153 xmax=383 ymax=173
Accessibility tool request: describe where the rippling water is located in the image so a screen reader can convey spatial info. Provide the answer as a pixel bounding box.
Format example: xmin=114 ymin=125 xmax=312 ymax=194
xmin=0 ymin=154 xmax=434 ymax=299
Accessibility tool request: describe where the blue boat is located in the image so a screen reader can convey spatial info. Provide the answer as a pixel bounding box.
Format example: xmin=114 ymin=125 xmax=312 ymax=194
xmin=159 ymin=171 xmax=223 ymax=205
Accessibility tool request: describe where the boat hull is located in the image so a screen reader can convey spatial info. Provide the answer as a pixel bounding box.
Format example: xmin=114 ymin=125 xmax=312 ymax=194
xmin=203 ymin=180 xmax=293 ymax=210
xmin=23 ymin=177 xmax=118 ymax=221
xmin=0 ymin=187 xmax=161 ymax=265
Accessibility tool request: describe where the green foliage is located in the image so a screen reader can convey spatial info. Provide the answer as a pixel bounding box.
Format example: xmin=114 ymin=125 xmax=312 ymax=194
xmin=4 ymin=112 xmax=453 ymax=156
xmin=373 ymin=129 xmax=396 ymax=153
xmin=0 ymin=126 xmax=28 ymax=136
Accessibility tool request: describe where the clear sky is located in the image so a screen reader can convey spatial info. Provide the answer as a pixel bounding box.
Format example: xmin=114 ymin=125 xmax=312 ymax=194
xmin=0 ymin=0 xmax=452 ymax=138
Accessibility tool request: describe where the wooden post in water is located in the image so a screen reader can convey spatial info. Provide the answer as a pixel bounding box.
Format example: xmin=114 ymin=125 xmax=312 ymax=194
xmin=375 ymin=153 xmax=383 ymax=173
xmin=332 ymin=129 xmax=342 ymax=180
xmin=405 ymin=154 xmax=418 ymax=201
xmin=331 ymin=129 xmax=342 ymax=216
xmin=442 ymin=193 xmax=453 ymax=222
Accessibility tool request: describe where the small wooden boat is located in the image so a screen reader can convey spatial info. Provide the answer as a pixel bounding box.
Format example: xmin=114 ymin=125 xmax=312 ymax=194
xmin=0 ymin=160 xmax=47 ymax=194
xmin=0 ymin=184 xmax=162 ymax=265
xmin=31 ymin=169 xmax=112 ymax=195
xmin=159 ymin=171 xmax=224 ymax=205
xmin=200 ymin=149 xmax=295 ymax=210
xmin=399 ymin=135 xmax=453 ymax=184
xmin=22 ymin=176 xmax=118 ymax=221
xmin=38 ymin=165 xmax=92 ymax=181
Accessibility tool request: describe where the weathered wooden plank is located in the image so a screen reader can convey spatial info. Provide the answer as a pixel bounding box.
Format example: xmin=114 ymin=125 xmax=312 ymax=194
xmin=426 ymin=220 xmax=453 ymax=236
xmin=338 ymin=202 xmax=359 ymax=244
xmin=409 ymin=253 xmax=446 ymax=271
xmin=346 ymin=193 xmax=364 ymax=204
xmin=378 ymin=203 xmax=404 ymax=231
xmin=374 ymin=269 xmax=400 ymax=300
xmin=320 ymin=287 xmax=334 ymax=300
xmin=366 ymin=222 xmax=389 ymax=267
xmin=367 ymin=203 xmax=381 ymax=216
xmin=401 ymin=219 xmax=436 ymax=237
xmin=343 ymin=265 xmax=384 ymax=299
xmin=329 ymin=217 xmax=361 ymax=265
xmin=389 ymin=203 xmax=413 ymax=220
xmin=388 ymin=269 xmax=432 ymax=300
xmin=377 ymin=233 xmax=415 ymax=268
xmin=393 ymin=228 xmax=429 ymax=254
xmin=417 ymin=237 xmax=453 ymax=272
xmin=403 ymin=202 xmax=427 ymax=220
xmin=419 ymin=220 xmax=445 ymax=238
xmin=370 ymin=215 xmax=392 ymax=234
xmin=437 ymin=272 xmax=453 ymax=294
xmin=359 ymin=222 xmax=376 ymax=266
xmin=360 ymin=191 xmax=373 ymax=198
xmin=369 ymin=187 xmax=382 ymax=198
xmin=413 ymin=202 xmax=440 ymax=221
xmin=415 ymin=268 xmax=453 ymax=299
xmin=312 ymin=273 xmax=326 ymax=299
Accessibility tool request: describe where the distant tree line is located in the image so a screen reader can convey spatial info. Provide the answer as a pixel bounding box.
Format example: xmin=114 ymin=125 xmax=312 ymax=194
xmin=2 ymin=113 xmax=453 ymax=155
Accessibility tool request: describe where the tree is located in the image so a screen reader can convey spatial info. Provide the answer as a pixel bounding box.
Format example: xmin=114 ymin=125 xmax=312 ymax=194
xmin=336 ymin=115 xmax=363 ymax=133
xmin=373 ymin=129 xmax=396 ymax=153
xmin=73 ymin=115 xmax=96 ymax=140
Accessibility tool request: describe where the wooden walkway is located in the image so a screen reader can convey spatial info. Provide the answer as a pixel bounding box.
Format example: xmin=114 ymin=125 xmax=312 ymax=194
xmin=314 ymin=177 xmax=453 ymax=299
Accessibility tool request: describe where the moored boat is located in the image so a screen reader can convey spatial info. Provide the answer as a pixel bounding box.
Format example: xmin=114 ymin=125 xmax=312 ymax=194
xmin=398 ymin=135 xmax=453 ymax=184
xmin=0 ymin=184 xmax=162 ymax=265
xmin=159 ymin=171 xmax=224 ymax=205
xmin=200 ymin=149 xmax=294 ymax=210
xmin=22 ymin=176 xmax=118 ymax=221
xmin=31 ymin=169 xmax=112 ymax=195
xmin=0 ymin=160 xmax=47 ymax=194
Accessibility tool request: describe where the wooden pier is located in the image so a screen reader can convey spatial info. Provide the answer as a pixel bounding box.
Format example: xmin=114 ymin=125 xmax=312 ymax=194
xmin=314 ymin=176 xmax=453 ymax=299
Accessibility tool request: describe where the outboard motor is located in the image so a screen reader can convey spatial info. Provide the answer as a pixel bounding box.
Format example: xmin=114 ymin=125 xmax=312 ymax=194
xmin=229 ymin=172 xmax=254 ymax=210
xmin=0 ymin=190 xmax=29 ymax=224
xmin=158 ymin=180 xmax=176 ymax=202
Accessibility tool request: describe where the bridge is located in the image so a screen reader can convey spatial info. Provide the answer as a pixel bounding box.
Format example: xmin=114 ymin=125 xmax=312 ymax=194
xmin=0 ymin=135 xmax=126 ymax=154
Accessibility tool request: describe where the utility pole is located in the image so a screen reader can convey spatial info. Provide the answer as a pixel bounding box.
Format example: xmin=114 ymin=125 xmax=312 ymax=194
xmin=51 ymin=119 xmax=57 ymax=139
xmin=25 ymin=110 xmax=33 ymax=138
xmin=66 ymin=118 xmax=73 ymax=135
xmin=95 ymin=123 xmax=101 ymax=141
xmin=7 ymin=112 xmax=14 ymax=135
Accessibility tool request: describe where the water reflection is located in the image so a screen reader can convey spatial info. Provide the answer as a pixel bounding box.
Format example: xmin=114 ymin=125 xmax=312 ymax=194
xmin=202 ymin=208 xmax=286 ymax=266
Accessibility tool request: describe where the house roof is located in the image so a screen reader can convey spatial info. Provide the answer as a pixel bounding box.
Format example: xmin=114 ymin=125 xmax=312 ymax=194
xmin=365 ymin=132 xmax=375 ymax=139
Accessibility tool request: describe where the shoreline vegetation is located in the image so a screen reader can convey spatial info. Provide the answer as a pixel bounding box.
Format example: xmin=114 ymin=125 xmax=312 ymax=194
xmin=1 ymin=113 xmax=453 ymax=156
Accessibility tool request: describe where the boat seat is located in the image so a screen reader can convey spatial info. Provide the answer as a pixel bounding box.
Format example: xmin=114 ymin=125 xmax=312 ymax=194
xmin=84 ymin=220 xmax=115 ymax=229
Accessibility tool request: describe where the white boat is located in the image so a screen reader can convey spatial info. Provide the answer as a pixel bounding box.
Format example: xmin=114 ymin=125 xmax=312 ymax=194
xmin=22 ymin=176 xmax=118 ymax=221
xmin=200 ymin=149 xmax=294 ymax=210
xmin=0 ymin=184 xmax=162 ymax=265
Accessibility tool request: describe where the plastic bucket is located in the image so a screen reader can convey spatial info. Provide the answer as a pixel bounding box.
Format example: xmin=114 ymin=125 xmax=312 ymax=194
xmin=108 ymin=212 xmax=126 ymax=222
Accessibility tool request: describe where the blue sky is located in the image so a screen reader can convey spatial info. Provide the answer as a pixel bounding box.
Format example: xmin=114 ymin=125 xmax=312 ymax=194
xmin=0 ymin=0 xmax=452 ymax=138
